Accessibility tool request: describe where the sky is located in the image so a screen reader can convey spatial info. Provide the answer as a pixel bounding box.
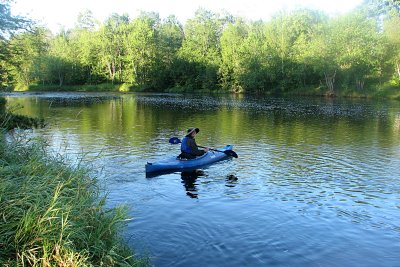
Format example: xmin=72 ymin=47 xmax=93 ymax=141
xmin=11 ymin=0 xmax=364 ymax=33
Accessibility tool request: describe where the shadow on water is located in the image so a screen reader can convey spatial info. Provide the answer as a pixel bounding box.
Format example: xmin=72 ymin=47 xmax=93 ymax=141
xmin=180 ymin=170 xmax=206 ymax=198
xmin=145 ymin=169 xmax=206 ymax=198
xmin=145 ymin=166 xmax=200 ymax=179
xmin=181 ymin=171 xmax=239 ymax=198
xmin=225 ymin=174 xmax=238 ymax=187
xmin=147 ymin=169 xmax=239 ymax=198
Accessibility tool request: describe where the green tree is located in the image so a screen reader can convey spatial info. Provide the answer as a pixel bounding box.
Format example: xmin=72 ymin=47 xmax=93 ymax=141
xmin=76 ymin=9 xmax=98 ymax=30
xmin=363 ymin=0 xmax=400 ymax=17
xmin=46 ymin=31 xmax=74 ymax=86
xmin=71 ymin=27 xmax=103 ymax=84
xmin=237 ymin=21 xmax=270 ymax=92
xmin=220 ymin=18 xmax=248 ymax=92
xmin=0 ymin=0 xmax=31 ymax=40
xmin=98 ymin=13 xmax=129 ymax=84
xmin=264 ymin=9 xmax=327 ymax=91
xmin=0 ymin=39 xmax=11 ymax=88
xmin=307 ymin=25 xmax=339 ymax=94
xmin=330 ymin=11 xmax=381 ymax=91
xmin=7 ymin=27 xmax=48 ymax=90
xmin=71 ymin=10 xmax=105 ymax=84
xmin=154 ymin=15 xmax=184 ymax=89
xmin=177 ymin=8 xmax=225 ymax=90
xmin=383 ymin=15 xmax=400 ymax=83
xmin=124 ymin=12 xmax=159 ymax=87
xmin=287 ymin=10 xmax=328 ymax=88
xmin=0 ymin=0 xmax=32 ymax=89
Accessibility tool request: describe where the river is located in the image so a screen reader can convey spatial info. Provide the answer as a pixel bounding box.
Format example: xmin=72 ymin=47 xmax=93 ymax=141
xmin=4 ymin=92 xmax=400 ymax=267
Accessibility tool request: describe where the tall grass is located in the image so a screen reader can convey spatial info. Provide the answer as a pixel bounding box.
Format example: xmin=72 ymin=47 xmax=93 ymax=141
xmin=0 ymin=136 xmax=146 ymax=266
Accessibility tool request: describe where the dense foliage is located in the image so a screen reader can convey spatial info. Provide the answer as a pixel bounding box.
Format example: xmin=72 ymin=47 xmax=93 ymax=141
xmin=1 ymin=1 xmax=400 ymax=96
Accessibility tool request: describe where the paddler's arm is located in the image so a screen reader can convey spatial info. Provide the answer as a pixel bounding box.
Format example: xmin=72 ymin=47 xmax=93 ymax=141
xmin=188 ymin=138 xmax=208 ymax=156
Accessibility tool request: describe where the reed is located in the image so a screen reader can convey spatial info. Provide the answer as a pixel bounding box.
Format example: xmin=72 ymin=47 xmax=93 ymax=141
xmin=0 ymin=136 xmax=146 ymax=266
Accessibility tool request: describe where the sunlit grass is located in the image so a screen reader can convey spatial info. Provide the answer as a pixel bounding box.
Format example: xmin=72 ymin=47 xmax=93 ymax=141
xmin=0 ymin=136 xmax=147 ymax=266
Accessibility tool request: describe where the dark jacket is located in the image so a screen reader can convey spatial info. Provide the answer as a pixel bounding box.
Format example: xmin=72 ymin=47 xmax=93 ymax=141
xmin=180 ymin=135 xmax=205 ymax=159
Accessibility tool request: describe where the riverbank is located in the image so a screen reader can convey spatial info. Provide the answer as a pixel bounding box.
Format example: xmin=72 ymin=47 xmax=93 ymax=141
xmin=291 ymin=83 xmax=400 ymax=100
xmin=18 ymin=83 xmax=400 ymax=100
xmin=0 ymin=135 xmax=146 ymax=266
xmin=0 ymin=99 xmax=146 ymax=266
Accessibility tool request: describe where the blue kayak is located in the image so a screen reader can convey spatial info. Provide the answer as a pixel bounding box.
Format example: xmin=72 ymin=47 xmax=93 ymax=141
xmin=145 ymin=145 xmax=234 ymax=174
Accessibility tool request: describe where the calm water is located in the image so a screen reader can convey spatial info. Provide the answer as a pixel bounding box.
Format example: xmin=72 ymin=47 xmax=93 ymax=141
xmin=5 ymin=92 xmax=400 ymax=267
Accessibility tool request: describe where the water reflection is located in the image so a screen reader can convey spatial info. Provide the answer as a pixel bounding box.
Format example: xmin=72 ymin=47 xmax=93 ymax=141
xmin=180 ymin=170 xmax=205 ymax=198
xmin=225 ymin=174 xmax=238 ymax=187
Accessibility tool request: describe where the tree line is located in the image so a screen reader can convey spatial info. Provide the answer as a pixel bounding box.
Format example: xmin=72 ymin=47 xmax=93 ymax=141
xmin=1 ymin=0 xmax=399 ymax=95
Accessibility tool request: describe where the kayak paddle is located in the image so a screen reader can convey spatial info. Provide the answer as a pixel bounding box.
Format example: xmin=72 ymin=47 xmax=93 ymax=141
xmin=168 ymin=137 xmax=238 ymax=158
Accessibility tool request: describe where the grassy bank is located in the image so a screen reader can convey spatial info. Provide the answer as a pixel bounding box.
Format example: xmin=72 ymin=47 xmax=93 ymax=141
xmin=0 ymin=136 xmax=146 ymax=266
xmin=0 ymin=108 xmax=146 ymax=267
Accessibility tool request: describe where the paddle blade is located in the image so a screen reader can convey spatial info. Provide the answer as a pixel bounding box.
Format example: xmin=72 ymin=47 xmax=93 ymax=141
xmin=169 ymin=137 xmax=181 ymax=144
xmin=224 ymin=150 xmax=238 ymax=158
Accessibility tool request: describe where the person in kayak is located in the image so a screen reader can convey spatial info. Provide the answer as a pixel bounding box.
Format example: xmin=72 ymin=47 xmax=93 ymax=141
xmin=179 ymin=127 xmax=209 ymax=159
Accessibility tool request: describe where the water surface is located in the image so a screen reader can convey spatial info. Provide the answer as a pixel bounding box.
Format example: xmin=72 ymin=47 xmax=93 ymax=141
xmin=5 ymin=92 xmax=400 ymax=267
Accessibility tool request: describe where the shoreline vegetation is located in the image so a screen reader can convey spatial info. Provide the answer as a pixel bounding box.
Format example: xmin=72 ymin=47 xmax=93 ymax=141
xmin=1 ymin=1 xmax=400 ymax=100
xmin=22 ymin=82 xmax=400 ymax=101
xmin=0 ymin=99 xmax=146 ymax=266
